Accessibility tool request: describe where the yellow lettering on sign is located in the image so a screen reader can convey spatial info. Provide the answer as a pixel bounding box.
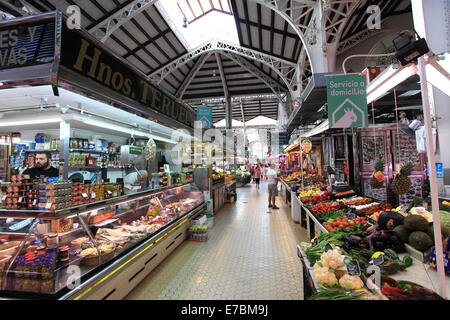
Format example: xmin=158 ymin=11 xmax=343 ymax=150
xmin=97 ymin=62 xmax=112 ymax=86
xmin=73 ymin=38 xmax=101 ymax=78
xmin=18 ymin=47 xmax=27 ymax=65
xmin=151 ymin=88 xmax=162 ymax=111
xmin=28 ymin=26 xmax=37 ymax=42
xmin=123 ymin=78 xmax=132 ymax=96
xmin=161 ymin=95 xmax=171 ymax=115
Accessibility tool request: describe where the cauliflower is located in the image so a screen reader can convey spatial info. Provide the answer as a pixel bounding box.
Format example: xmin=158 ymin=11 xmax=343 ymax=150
xmin=320 ymin=249 xmax=345 ymax=269
xmin=339 ymin=274 xmax=364 ymax=291
xmin=313 ymin=263 xmax=338 ymax=287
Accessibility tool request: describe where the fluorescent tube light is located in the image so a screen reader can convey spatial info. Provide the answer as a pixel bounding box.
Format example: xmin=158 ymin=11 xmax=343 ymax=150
xmin=0 ymin=118 xmax=63 ymax=127
xmin=367 ymin=64 xmax=418 ymax=103
xmin=82 ymin=119 xmax=178 ymax=144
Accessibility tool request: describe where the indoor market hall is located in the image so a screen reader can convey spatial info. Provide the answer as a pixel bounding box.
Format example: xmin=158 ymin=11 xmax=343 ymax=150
xmin=0 ymin=0 xmax=448 ymax=304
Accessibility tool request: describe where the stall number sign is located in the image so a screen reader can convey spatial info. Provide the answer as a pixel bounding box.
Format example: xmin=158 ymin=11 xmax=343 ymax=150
xmin=327 ymin=74 xmax=368 ymax=129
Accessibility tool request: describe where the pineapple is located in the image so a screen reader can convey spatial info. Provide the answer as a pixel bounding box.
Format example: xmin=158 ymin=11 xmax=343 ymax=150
xmin=370 ymin=158 xmax=385 ymax=189
xmin=391 ymin=161 xmax=414 ymax=195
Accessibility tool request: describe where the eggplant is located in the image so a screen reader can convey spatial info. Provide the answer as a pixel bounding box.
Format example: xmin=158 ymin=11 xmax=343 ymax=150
xmin=381 ymin=232 xmax=391 ymax=241
xmin=390 ymin=234 xmax=400 ymax=244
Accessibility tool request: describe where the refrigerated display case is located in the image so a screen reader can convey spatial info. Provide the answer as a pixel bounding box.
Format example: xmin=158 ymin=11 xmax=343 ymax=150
xmin=0 ymin=182 xmax=205 ymax=299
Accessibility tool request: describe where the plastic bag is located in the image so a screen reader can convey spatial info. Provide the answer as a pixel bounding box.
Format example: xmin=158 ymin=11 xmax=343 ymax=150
xmin=415 ymin=126 xmax=426 ymax=154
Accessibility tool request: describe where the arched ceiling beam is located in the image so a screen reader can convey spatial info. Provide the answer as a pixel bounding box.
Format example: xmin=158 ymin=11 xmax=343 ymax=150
xmin=149 ymin=40 xmax=298 ymax=96
xmin=250 ymin=0 xmax=316 ymax=71
xmin=215 ymin=52 xmax=229 ymax=98
xmin=176 ymin=53 xmax=213 ymax=98
xmin=220 ymin=52 xmax=284 ymax=102
xmin=88 ymin=0 xmax=159 ymax=43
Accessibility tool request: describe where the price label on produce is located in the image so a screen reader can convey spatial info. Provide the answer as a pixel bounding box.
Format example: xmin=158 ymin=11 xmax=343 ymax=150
xmin=344 ymin=257 xmax=361 ymax=276
xmin=45 ymin=202 xmax=52 ymax=209
xmin=33 ymin=199 xmax=37 ymax=205
xmin=371 ymin=252 xmax=385 ymax=266
xmin=91 ymin=193 xmax=96 ymax=199
xmin=2 ymin=195 xmax=7 ymax=201
xmin=322 ymin=243 xmax=333 ymax=252
xmin=18 ymin=197 xmax=23 ymax=203
xmin=107 ymin=190 xmax=112 ymax=195
xmin=347 ymin=211 xmax=357 ymax=220
xmin=82 ymin=193 xmax=88 ymax=198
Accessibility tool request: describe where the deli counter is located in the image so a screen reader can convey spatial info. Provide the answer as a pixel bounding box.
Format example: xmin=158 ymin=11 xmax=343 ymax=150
xmin=0 ymin=182 xmax=205 ymax=300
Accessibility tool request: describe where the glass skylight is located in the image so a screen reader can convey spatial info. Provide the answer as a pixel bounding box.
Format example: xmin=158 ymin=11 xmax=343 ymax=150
xmin=158 ymin=0 xmax=240 ymax=51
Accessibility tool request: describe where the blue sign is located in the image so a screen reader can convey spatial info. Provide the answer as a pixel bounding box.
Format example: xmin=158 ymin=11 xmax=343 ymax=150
xmin=428 ymin=163 xmax=444 ymax=177
xmin=436 ymin=163 xmax=443 ymax=177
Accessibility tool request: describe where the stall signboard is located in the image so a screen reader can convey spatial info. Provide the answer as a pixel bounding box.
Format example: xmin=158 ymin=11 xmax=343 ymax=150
xmin=0 ymin=18 xmax=55 ymax=70
xmin=196 ymin=106 xmax=212 ymax=128
xmin=301 ymin=139 xmax=312 ymax=153
xmin=327 ymin=74 xmax=368 ymax=129
xmin=60 ymin=26 xmax=195 ymax=128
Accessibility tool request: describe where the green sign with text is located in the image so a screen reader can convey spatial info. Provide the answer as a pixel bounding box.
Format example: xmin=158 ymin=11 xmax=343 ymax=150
xmin=327 ymin=74 xmax=368 ymax=129
xmin=196 ymin=106 xmax=212 ymax=129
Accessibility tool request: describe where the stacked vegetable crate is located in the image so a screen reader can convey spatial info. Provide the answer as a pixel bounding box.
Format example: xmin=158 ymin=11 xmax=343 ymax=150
xmin=297 ymin=191 xmax=445 ymax=300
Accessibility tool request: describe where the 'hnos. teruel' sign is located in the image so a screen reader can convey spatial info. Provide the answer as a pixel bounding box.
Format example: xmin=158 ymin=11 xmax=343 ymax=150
xmin=60 ymin=26 xmax=195 ymax=128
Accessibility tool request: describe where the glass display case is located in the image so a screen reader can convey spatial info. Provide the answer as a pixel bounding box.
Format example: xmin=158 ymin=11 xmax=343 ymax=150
xmin=0 ymin=182 xmax=204 ymax=299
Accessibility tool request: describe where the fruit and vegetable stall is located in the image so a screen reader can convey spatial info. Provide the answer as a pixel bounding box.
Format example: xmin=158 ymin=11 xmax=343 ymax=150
xmin=294 ymin=184 xmax=449 ymax=300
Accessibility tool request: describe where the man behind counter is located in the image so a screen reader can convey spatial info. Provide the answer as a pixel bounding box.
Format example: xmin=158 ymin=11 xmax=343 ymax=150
xmin=22 ymin=151 xmax=59 ymax=180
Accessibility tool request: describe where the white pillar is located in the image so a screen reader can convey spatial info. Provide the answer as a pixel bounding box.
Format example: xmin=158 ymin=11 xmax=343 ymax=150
xmin=412 ymin=0 xmax=450 ymax=195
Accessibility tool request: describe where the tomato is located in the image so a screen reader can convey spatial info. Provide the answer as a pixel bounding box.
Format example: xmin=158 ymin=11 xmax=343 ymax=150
xmin=332 ymin=222 xmax=339 ymax=227
xmin=346 ymin=226 xmax=352 ymax=230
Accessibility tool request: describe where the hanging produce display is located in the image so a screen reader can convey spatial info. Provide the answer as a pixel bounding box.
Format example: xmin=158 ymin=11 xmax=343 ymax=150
xmin=144 ymin=138 xmax=156 ymax=161
xmin=391 ymin=161 xmax=414 ymax=195
xmin=370 ymin=158 xmax=385 ymax=189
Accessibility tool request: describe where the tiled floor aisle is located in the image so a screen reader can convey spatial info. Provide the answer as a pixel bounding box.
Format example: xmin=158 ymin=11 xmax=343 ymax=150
xmin=125 ymin=181 xmax=309 ymax=300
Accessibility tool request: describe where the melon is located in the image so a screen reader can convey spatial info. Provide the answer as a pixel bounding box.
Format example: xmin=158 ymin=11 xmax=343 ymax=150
xmin=408 ymin=231 xmax=433 ymax=252
xmin=404 ymin=215 xmax=429 ymax=232
xmin=393 ymin=225 xmax=410 ymax=243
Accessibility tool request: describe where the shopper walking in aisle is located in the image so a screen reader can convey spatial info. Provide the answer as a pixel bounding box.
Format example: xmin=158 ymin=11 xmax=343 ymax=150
xmin=254 ymin=164 xmax=261 ymax=189
xmin=263 ymin=164 xmax=268 ymax=181
xmin=266 ymin=163 xmax=280 ymax=209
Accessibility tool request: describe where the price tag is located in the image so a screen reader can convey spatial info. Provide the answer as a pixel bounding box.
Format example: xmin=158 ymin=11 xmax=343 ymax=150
xmin=344 ymin=257 xmax=361 ymax=276
xmin=311 ymin=236 xmax=319 ymax=248
xmin=1 ymin=195 xmax=6 ymax=201
xmin=9 ymin=218 xmax=32 ymax=231
xmin=107 ymin=190 xmax=112 ymax=195
xmin=91 ymin=193 xmax=96 ymax=199
xmin=400 ymin=205 xmax=409 ymax=213
xmin=347 ymin=211 xmax=357 ymax=220
xmin=371 ymin=252 xmax=385 ymax=266
xmin=18 ymin=197 xmax=23 ymax=203
xmin=33 ymin=199 xmax=37 ymax=205
xmin=45 ymin=202 xmax=52 ymax=209
xmin=82 ymin=193 xmax=88 ymax=198
xmin=322 ymin=243 xmax=333 ymax=252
